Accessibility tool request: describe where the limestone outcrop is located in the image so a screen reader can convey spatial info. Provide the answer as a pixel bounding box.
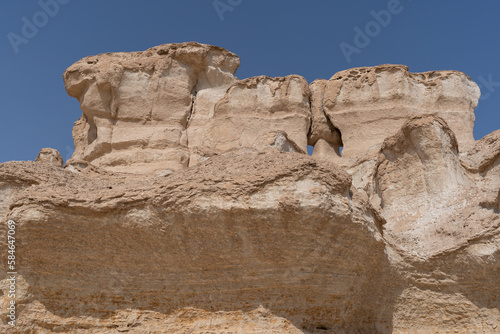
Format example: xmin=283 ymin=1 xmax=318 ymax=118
xmin=1 ymin=150 xmax=401 ymax=333
xmin=311 ymin=64 xmax=480 ymax=159
xmin=63 ymin=43 xmax=312 ymax=174
xmin=34 ymin=148 xmax=64 ymax=167
xmin=0 ymin=43 xmax=498 ymax=333
xmin=64 ymin=42 xmax=240 ymax=174
xmin=188 ymin=75 xmax=311 ymax=165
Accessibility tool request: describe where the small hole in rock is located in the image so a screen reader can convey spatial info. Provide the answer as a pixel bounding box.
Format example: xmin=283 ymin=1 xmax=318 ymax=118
xmin=307 ymin=145 xmax=314 ymax=156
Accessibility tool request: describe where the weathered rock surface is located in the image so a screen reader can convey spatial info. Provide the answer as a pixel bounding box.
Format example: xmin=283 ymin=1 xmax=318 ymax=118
xmin=308 ymin=79 xmax=343 ymax=161
xmin=35 ymin=148 xmax=63 ymax=168
xmin=0 ymin=43 xmax=498 ymax=333
xmin=312 ymin=64 xmax=480 ymax=158
xmin=371 ymin=116 xmax=499 ymax=333
xmin=64 ymin=42 xmax=240 ymax=174
xmin=188 ymin=75 xmax=311 ymax=165
xmin=64 ymin=42 xmax=313 ymax=173
xmin=0 ymin=151 xmax=401 ymax=333
xmin=461 ymin=129 xmax=500 ymax=192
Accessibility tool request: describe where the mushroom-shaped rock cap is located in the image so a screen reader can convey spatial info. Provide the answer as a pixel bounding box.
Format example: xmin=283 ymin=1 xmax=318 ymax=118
xmin=63 ymin=42 xmax=241 ymax=174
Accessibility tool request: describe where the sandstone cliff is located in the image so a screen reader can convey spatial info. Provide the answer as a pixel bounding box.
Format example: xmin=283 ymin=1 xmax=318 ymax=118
xmin=0 ymin=42 xmax=498 ymax=333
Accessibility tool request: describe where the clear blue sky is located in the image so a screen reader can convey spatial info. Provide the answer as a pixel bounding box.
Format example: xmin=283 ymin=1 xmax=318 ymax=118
xmin=1 ymin=0 xmax=499 ymax=162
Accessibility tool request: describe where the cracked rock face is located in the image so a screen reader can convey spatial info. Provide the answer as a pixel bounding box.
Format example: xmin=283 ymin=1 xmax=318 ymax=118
xmin=0 ymin=43 xmax=498 ymax=333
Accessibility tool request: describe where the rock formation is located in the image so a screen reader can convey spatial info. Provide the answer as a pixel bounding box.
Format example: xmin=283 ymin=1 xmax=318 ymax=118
xmin=34 ymin=148 xmax=64 ymax=168
xmin=0 ymin=42 xmax=498 ymax=333
xmin=311 ymin=65 xmax=480 ymax=159
xmin=63 ymin=42 xmax=240 ymax=174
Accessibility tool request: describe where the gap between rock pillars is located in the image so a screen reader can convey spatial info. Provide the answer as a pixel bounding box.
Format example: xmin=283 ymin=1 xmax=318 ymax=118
xmin=306 ymin=86 xmax=344 ymax=158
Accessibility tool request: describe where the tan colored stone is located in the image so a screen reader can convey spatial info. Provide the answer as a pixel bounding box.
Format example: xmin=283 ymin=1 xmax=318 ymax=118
xmin=461 ymin=129 xmax=500 ymax=192
xmin=64 ymin=43 xmax=313 ymax=173
xmin=188 ymin=75 xmax=311 ymax=165
xmin=308 ymin=79 xmax=342 ymax=159
xmin=0 ymin=43 xmax=499 ymax=333
xmin=35 ymin=148 xmax=63 ymax=167
xmin=367 ymin=116 xmax=499 ymax=333
xmin=63 ymin=42 xmax=240 ymax=174
xmin=374 ymin=115 xmax=477 ymax=256
xmin=318 ymin=64 xmax=480 ymax=158
xmin=1 ymin=150 xmax=397 ymax=333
